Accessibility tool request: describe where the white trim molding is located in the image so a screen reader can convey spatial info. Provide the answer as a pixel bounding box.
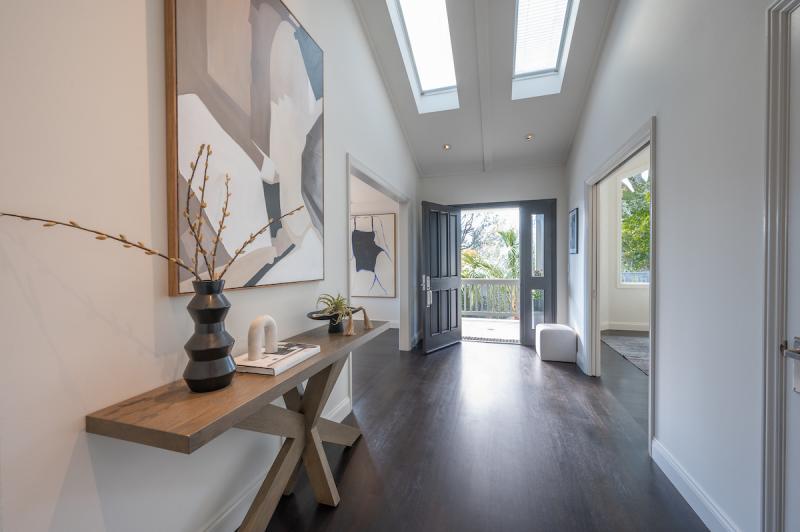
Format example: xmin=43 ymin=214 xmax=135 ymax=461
xmin=346 ymin=154 xmax=414 ymax=351
xmin=763 ymin=2 xmax=800 ymax=531
xmin=600 ymin=321 xmax=649 ymax=332
xmin=652 ymin=439 xmax=740 ymax=532
xmin=583 ymin=117 xmax=656 ymax=456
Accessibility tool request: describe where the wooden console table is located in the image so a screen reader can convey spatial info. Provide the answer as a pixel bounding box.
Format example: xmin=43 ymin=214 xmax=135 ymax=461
xmin=86 ymin=321 xmax=389 ymax=531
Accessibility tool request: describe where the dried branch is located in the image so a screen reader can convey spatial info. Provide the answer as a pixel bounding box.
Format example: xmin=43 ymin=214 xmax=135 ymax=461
xmin=210 ymin=173 xmax=231 ymax=279
xmin=217 ymin=205 xmax=305 ymax=280
xmin=194 ymin=145 xmax=211 ymax=273
xmin=0 ymin=213 xmax=199 ymax=279
xmin=1 ymin=144 xmax=307 ymax=286
xmin=183 ymin=144 xmax=213 ymax=276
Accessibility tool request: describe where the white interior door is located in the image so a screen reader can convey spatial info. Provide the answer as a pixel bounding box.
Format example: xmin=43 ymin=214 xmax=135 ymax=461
xmin=785 ymin=11 xmax=800 ymax=530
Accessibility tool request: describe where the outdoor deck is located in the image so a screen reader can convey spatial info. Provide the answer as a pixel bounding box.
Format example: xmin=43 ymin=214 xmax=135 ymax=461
xmin=462 ymin=318 xmax=520 ymax=343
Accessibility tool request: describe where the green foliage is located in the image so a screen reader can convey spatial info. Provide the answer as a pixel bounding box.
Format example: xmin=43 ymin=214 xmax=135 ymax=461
xmin=620 ymin=174 xmax=651 ymax=273
xmin=461 ymin=249 xmax=504 ymax=278
xmin=461 ymin=211 xmax=500 ymax=250
xmin=460 ymin=228 xmax=520 ymax=280
xmin=497 ymin=229 xmax=519 ymax=279
xmin=316 ymin=293 xmax=351 ymax=324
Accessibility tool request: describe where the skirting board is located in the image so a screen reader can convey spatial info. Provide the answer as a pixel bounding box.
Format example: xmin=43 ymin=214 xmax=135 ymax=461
xmin=651 ymin=439 xmax=740 ymax=532
xmin=202 ymin=395 xmax=353 ymax=532
xmin=600 ymin=321 xmax=649 ymax=332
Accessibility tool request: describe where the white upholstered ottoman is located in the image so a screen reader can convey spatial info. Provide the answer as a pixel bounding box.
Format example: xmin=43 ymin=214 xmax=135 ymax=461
xmin=535 ymin=324 xmax=577 ymax=363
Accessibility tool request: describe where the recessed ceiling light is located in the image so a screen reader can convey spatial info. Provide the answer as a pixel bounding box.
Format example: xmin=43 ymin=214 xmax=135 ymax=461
xmin=442 ymin=144 xmax=452 ymax=151
xmin=526 ymin=133 xmax=535 ymax=141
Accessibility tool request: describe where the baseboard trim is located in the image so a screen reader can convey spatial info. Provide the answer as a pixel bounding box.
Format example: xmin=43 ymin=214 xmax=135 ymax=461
xmin=651 ymin=439 xmax=740 ymax=532
xmin=601 ymin=321 xmax=649 ymax=332
xmin=323 ymin=396 xmax=354 ymax=424
xmin=202 ymin=396 xmax=353 ymax=532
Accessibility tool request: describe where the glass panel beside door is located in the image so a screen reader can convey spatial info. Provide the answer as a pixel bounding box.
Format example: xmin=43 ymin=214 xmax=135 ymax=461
xmin=532 ymin=213 xmax=544 ymax=278
xmin=520 ymin=200 xmax=556 ymax=347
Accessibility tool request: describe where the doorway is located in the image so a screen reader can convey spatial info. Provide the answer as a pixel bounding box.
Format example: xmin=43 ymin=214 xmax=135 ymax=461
xmin=594 ymin=146 xmax=652 ymax=432
xmin=578 ymin=117 xmax=658 ymax=453
xmin=460 ymin=206 xmax=521 ymax=343
xmin=763 ymin=4 xmax=800 ymax=529
xmin=420 ymin=199 xmax=556 ymax=353
xmin=346 ymin=155 xmax=413 ymax=351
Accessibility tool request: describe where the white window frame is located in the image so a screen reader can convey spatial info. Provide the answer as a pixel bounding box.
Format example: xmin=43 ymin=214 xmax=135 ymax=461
xmin=617 ymin=172 xmax=651 ymax=288
xmin=511 ymin=0 xmax=581 ymax=101
xmin=386 ymin=0 xmax=460 ymax=114
xmin=512 ymin=0 xmax=573 ymax=79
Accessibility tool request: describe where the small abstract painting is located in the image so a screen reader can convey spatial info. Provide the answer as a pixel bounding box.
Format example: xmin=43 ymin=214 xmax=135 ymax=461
xmin=569 ymin=208 xmax=579 ymax=254
xmin=166 ymin=0 xmax=324 ymax=294
xmin=350 ymin=214 xmax=396 ymax=298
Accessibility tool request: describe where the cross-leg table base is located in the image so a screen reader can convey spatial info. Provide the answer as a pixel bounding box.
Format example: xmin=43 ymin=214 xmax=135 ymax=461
xmin=235 ymin=358 xmax=360 ymax=532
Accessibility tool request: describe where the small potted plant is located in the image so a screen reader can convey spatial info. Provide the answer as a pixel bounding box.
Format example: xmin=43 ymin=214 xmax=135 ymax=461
xmin=308 ymin=293 xmax=372 ymax=335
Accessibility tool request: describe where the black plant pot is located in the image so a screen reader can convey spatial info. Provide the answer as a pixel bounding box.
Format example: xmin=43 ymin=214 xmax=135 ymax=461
xmin=183 ymin=279 xmax=236 ymax=393
xmin=328 ymin=319 xmax=344 ymax=334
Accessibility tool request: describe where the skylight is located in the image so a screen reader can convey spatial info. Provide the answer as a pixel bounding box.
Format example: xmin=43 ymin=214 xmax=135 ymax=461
xmin=397 ymin=0 xmax=457 ymax=93
xmin=514 ymin=0 xmax=571 ymax=77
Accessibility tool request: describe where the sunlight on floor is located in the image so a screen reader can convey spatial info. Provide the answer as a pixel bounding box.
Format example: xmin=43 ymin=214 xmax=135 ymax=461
xmin=462 ymin=317 xmax=520 ymax=343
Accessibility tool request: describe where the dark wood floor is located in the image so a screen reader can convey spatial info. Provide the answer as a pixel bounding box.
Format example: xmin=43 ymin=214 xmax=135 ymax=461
xmin=600 ymin=330 xmax=650 ymax=433
xmin=267 ymin=330 xmax=705 ymax=532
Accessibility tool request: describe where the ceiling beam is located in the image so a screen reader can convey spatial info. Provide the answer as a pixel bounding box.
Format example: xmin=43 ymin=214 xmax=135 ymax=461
xmin=473 ymin=0 xmax=493 ymax=173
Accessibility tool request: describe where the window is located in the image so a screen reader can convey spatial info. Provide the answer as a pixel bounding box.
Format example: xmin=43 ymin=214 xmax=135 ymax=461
xmin=396 ymin=0 xmax=457 ymax=93
xmin=514 ymin=0 xmax=571 ymax=78
xmin=619 ymin=171 xmax=651 ymax=285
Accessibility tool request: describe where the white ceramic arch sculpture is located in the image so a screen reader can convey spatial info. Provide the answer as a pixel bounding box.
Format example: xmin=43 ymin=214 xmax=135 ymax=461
xmin=248 ymin=315 xmax=279 ymax=361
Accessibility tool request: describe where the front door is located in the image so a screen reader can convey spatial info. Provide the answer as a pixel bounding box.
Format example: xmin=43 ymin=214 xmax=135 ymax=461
xmin=421 ymin=201 xmax=461 ymax=353
xmin=519 ymin=200 xmax=557 ymax=347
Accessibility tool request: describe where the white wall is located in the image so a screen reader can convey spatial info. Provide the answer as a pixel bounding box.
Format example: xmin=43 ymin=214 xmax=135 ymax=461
xmin=596 ymin=158 xmax=649 ymax=332
xmin=0 ymin=1 xmax=418 ymax=531
xmin=349 ymin=176 xmax=400 ymax=323
xmin=420 ymin=165 xmax=568 ymax=324
xmin=566 ymin=0 xmax=767 ymax=530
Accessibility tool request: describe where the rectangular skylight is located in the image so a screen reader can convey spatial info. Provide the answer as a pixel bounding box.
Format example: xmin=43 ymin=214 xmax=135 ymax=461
xmin=514 ymin=0 xmax=571 ymax=77
xmin=397 ymin=0 xmax=457 ymax=93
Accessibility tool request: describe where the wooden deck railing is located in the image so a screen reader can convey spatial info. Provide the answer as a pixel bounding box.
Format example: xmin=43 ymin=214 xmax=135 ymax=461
xmin=460 ymin=278 xmax=519 ymax=319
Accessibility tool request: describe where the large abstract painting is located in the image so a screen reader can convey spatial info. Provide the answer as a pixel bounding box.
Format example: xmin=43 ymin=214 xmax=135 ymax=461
xmin=166 ymin=0 xmax=324 ymax=294
xmin=350 ymin=214 xmax=396 ymax=298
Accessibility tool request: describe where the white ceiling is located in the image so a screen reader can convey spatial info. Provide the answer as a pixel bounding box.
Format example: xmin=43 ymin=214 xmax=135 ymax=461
xmin=353 ymin=0 xmax=616 ymax=178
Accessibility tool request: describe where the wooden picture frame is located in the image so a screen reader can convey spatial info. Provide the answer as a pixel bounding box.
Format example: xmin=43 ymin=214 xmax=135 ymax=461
xmin=164 ymin=0 xmax=325 ymax=296
xmin=569 ymin=207 xmax=579 ymax=254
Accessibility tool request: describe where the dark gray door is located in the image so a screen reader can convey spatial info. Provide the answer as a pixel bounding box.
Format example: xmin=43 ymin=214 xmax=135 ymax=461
xmin=520 ymin=200 xmax=557 ymax=347
xmin=421 ymin=201 xmax=462 ymax=353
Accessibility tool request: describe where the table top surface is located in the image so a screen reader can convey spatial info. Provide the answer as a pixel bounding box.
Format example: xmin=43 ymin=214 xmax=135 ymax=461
xmin=85 ymin=321 xmax=389 ymax=454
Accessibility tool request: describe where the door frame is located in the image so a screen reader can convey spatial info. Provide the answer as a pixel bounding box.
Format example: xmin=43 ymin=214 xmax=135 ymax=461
xmin=346 ymin=154 xmax=414 ymax=351
xmin=452 ymin=199 xmax=557 ymax=347
xmin=583 ymin=117 xmax=657 ymax=455
xmin=763 ymin=2 xmax=800 ymax=530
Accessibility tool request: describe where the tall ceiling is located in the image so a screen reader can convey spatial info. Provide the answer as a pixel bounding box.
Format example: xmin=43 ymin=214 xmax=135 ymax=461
xmin=353 ymin=0 xmax=616 ymax=178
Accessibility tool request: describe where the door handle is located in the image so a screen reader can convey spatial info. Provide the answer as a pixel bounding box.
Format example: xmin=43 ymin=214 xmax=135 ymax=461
xmin=781 ymin=337 xmax=800 ymax=361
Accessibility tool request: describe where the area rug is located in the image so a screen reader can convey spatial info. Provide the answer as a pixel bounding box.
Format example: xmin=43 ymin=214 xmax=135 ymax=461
xmin=602 ymin=335 xmax=650 ymax=375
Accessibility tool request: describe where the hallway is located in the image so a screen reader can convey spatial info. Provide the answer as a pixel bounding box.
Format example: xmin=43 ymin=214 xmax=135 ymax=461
xmin=267 ymin=330 xmax=705 ymax=531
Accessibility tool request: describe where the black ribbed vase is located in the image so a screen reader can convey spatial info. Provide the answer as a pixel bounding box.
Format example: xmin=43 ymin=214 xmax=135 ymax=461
xmin=183 ymin=279 xmax=236 ymax=393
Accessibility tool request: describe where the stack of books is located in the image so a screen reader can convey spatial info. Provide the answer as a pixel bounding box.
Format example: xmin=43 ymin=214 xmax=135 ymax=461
xmin=234 ymin=342 xmax=321 ymax=376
